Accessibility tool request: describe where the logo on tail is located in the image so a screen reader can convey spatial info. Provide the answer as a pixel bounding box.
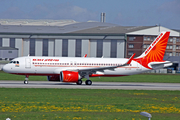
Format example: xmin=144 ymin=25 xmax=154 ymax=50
xmin=134 ymin=31 xmax=170 ymax=69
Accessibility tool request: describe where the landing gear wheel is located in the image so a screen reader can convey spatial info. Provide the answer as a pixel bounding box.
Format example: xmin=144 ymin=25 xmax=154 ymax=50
xmin=24 ymin=80 xmax=28 ymax=84
xmin=24 ymin=75 xmax=29 ymax=84
xmin=76 ymin=79 xmax=82 ymax=85
xmin=85 ymin=80 xmax=92 ymax=85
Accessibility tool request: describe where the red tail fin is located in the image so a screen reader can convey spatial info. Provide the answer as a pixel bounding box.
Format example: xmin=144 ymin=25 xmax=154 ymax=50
xmin=134 ymin=31 xmax=170 ymax=69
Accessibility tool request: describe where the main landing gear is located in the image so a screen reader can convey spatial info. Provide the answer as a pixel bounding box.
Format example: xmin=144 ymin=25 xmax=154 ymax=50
xmin=85 ymin=80 xmax=92 ymax=85
xmin=24 ymin=75 xmax=29 ymax=84
xmin=76 ymin=79 xmax=82 ymax=85
xmin=76 ymin=79 xmax=92 ymax=85
xmin=84 ymin=74 xmax=92 ymax=85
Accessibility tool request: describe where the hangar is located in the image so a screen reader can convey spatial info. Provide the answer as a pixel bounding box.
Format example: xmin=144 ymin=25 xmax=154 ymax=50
xmin=0 ymin=19 xmax=180 ymax=61
xmin=0 ymin=19 xmax=126 ymax=59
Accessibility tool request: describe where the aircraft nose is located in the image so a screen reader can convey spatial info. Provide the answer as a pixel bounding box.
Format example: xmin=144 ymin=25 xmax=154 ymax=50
xmin=2 ymin=65 xmax=9 ymax=73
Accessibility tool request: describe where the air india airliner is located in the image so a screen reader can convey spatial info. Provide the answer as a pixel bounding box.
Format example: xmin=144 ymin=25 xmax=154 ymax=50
xmin=2 ymin=31 xmax=172 ymax=85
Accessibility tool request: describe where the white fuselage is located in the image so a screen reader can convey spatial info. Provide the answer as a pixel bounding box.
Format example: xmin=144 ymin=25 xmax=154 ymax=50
xmin=3 ymin=56 xmax=150 ymax=76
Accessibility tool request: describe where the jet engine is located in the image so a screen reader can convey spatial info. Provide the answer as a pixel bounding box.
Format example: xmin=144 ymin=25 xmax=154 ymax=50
xmin=60 ymin=71 xmax=81 ymax=82
xmin=47 ymin=75 xmax=60 ymax=81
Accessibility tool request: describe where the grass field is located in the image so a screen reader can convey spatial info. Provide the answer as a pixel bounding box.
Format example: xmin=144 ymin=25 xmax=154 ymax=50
xmin=0 ymin=88 xmax=180 ymax=120
xmin=1 ymin=70 xmax=180 ymax=83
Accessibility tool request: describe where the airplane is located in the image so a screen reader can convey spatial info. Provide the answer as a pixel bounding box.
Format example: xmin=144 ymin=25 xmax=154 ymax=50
xmin=2 ymin=31 xmax=172 ymax=85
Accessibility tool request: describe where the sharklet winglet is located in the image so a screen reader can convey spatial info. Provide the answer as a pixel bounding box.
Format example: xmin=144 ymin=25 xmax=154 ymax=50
xmin=126 ymin=53 xmax=136 ymax=65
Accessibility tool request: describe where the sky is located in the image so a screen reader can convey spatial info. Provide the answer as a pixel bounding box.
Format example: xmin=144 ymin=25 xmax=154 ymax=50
xmin=0 ymin=0 xmax=179 ymax=29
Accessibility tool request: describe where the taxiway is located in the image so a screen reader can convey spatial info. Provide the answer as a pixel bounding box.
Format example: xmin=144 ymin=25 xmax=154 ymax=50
xmin=0 ymin=81 xmax=180 ymax=90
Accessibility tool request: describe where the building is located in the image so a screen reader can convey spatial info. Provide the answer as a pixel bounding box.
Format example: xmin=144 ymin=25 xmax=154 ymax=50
xmin=0 ymin=19 xmax=180 ymax=65
xmin=0 ymin=19 xmax=126 ymax=58
xmin=126 ymin=26 xmax=180 ymax=58
xmin=0 ymin=47 xmax=18 ymax=60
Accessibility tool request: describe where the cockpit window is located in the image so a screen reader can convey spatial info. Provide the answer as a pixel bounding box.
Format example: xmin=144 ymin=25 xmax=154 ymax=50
xmin=9 ymin=61 xmax=19 ymax=64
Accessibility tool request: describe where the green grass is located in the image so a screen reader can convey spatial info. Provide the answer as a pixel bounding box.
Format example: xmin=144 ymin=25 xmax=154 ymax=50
xmin=1 ymin=70 xmax=180 ymax=83
xmin=0 ymin=61 xmax=9 ymax=64
xmin=0 ymin=88 xmax=180 ymax=120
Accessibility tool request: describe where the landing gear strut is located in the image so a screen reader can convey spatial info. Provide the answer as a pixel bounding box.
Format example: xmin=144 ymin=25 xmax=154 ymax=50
xmin=24 ymin=75 xmax=29 ymax=84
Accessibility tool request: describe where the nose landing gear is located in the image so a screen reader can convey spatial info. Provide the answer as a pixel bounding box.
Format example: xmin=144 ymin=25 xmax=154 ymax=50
xmin=24 ymin=75 xmax=29 ymax=84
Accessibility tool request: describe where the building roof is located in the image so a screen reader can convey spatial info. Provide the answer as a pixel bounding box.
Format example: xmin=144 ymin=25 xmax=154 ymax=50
xmin=0 ymin=47 xmax=18 ymax=50
xmin=0 ymin=19 xmax=179 ymax=36
xmin=71 ymin=26 xmax=155 ymax=34
xmin=0 ymin=21 xmax=116 ymax=35
xmin=0 ymin=19 xmax=77 ymax=26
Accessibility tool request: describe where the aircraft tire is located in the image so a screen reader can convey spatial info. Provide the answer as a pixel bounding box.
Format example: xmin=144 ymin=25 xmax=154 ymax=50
xmin=24 ymin=80 xmax=28 ymax=84
xmin=76 ymin=79 xmax=82 ymax=85
xmin=85 ymin=80 xmax=92 ymax=85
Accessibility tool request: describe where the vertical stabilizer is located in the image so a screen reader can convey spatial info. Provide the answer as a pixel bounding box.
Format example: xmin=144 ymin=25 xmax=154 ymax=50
xmin=134 ymin=31 xmax=170 ymax=69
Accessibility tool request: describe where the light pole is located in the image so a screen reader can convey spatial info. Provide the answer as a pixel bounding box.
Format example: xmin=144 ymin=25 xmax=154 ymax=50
xmin=140 ymin=112 xmax=152 ymax=120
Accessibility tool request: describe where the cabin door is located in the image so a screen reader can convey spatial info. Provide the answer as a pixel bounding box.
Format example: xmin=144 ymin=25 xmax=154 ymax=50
xmin=25 ymin=58 xmax=31 ymax=68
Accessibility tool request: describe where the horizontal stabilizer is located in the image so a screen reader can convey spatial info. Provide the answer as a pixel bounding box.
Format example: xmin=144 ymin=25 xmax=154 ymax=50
xmin=149 ymin=61 xmax=172 ymax=70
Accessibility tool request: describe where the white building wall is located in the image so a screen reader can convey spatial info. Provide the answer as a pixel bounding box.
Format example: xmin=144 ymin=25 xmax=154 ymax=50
xmin=55 ymin=39 xmax=62 ymax=56
xmin=2 ymin=38 xmax=9 ymax=47
xmin=81 ymin=39 xmax=89 ymax=57
xmin=15 ymin=38 xmax=22 ymax=57
xmin=90 ymin=40 xmax=97 ymax=57
xmin=127 ymin=26 xmax=180 ymax=36
xmin=35 ymin=39 xmax=42 ymax=56
xmin=23 ymin=39 xmax=29 ymax=56
xmin=117 ymin=40 xmax=125 ymax=58
xmin=68 ymin=39 xmax=75 ymax=57
xmin=48 ymin=39 xmax=54 ymax=56
xmin=103 ymin=40 xmax=110 ymax=58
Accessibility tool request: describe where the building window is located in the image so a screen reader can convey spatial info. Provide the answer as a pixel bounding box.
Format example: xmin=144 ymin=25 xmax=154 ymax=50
xmin=110 ymin=40 xmax=117 ymax=58
xmin=143 ymin=44 xmax=146 ymax=48
xmin=150 ymin=37 xmax=154 ymax=41
xmin=8 ymin=51 xmax=12 ymax=53
xmin=97 ymin=40 xmax=103 ymax=57
xmin=43 ymin=39 xmax=48 ymax=56
xmin=10 ymin=38 xmax=15 ymax=48
xmin=173 ymin=38 xmax=176 ymax=44
xmin=0 ymin=38 xmax=2 ymax=47
xmin=62 ymin=39 xmax=68 ymax=57
xmin=128 ymin=51 xmax=134 ymax=56
xmin=165 ymin=52 xmax=169 ymax=56
xmin=75 ymin=39 xmax=82 ymax=57
xmin=173 ymin=52 xmax=176 ymax=56
xmin=177 ymin=45 xmax=180 ymax=49
xmin=169 ymin=45 xmax=172 ymax=49
xmin=177 ymin=38 xmax=180 ymax=42
xmin=129 ymin=37 xmax=136 ymax=41
xmin=169 ymin=52 xmax=172 ymax=56
xmin=128 ymin=44 xmax=134 ymax=48
xmin=144 ymin=36 xmax=147 ymax=41
xmin=176 ymin=53 xmax=179 ymax=56
xmin=29 ymin=39 xmax=35 ymax=56
xmin=166 ymin=45 xmax=169 ymax=49
xmin=169 ymin=38 xmax=173 ymax=42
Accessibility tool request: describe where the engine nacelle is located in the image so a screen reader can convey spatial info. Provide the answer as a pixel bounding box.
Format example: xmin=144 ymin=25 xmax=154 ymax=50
xmin=60 ymin=71 xmax=81 ymax=82
xmin=47 ymin=75 xmax=60 ymax=81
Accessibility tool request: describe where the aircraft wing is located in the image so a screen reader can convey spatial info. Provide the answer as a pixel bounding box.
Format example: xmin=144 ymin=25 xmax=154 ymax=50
xmin=67 ymin=53 xmax=136 ymax=75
